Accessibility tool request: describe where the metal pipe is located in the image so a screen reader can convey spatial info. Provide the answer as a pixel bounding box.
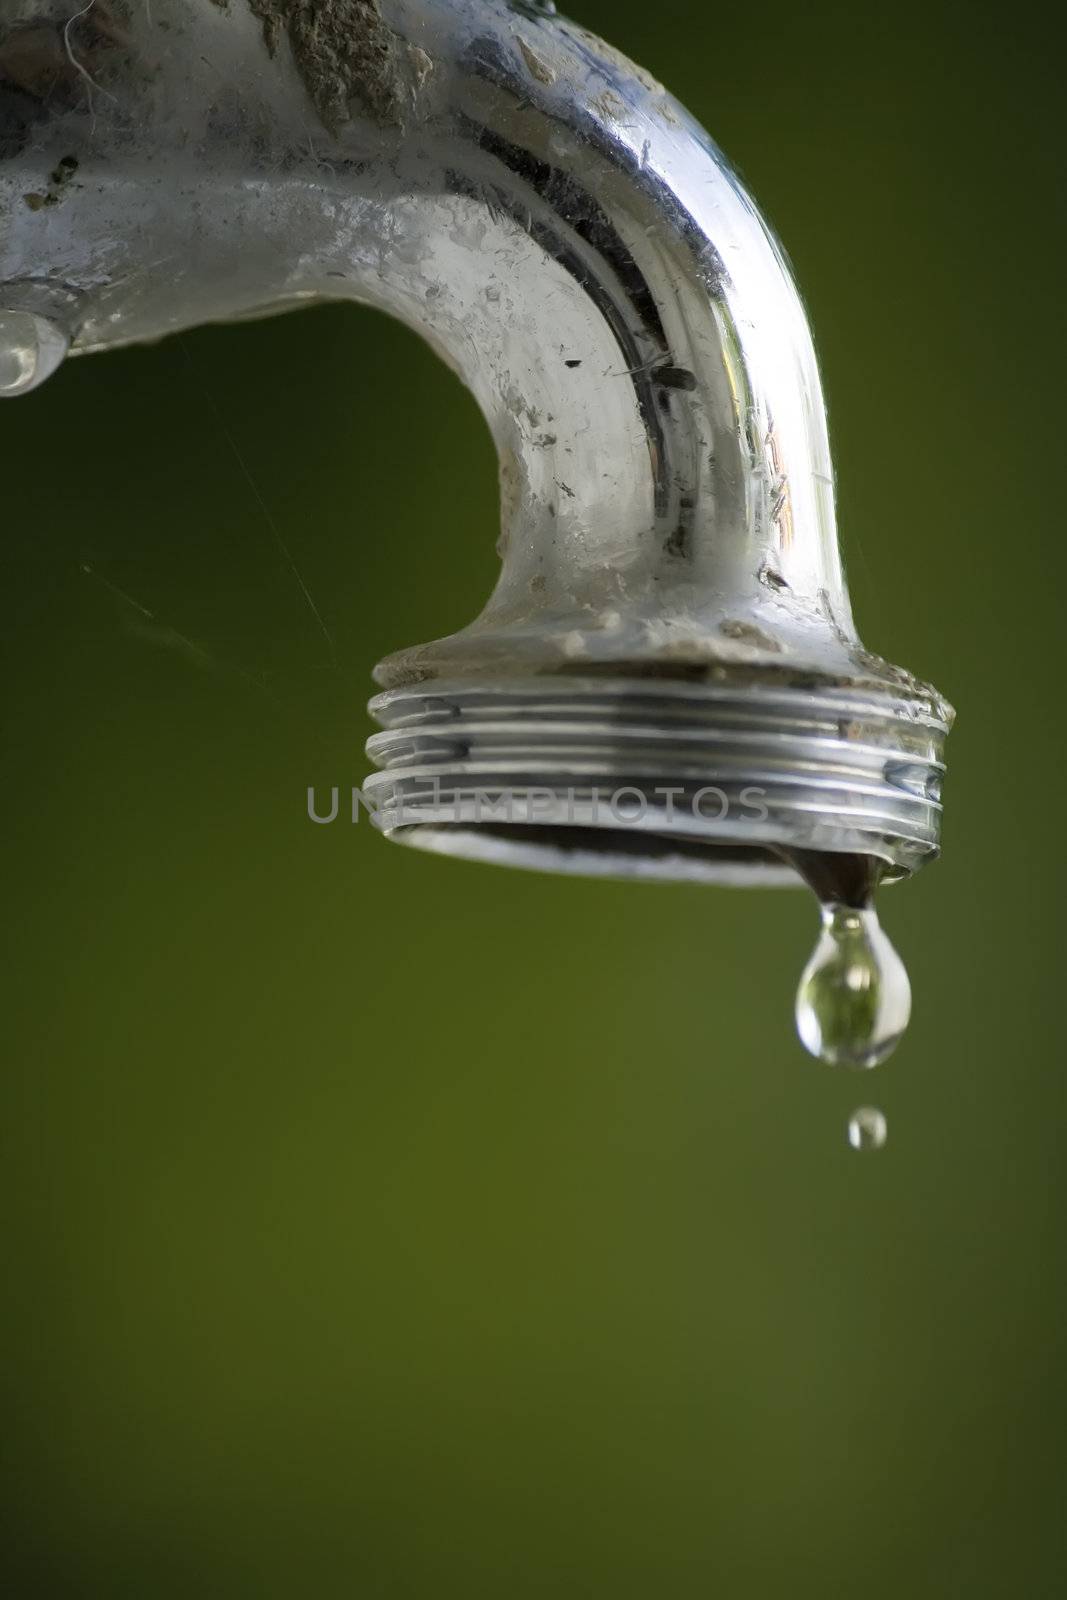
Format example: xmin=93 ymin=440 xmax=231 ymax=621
xmin=0 ymin=0 xmax=951 ymax=886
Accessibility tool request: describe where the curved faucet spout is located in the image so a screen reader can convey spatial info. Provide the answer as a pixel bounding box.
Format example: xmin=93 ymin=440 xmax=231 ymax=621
xmin=1 ymin=0 xmax=951 ymax=885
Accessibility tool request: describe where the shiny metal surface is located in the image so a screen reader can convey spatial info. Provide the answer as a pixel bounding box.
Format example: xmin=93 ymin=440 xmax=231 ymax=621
xmin=0 ymin=0 xmax=951 ymax=884
xmin=364 ymin=675 xmax=946 ymax=882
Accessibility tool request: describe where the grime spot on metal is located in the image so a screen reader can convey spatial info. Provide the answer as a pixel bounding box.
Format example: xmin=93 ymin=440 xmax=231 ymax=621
xmin=18 ymin=152 xmax=79 ymax=211
xmin=758 ymin=562 xmax=790 ymax=593
xmin=591 ymin=88 xmax=625 ymax=122
xmin=216 ymin=0 xmax=428 ymax=129
xmin=720 ymin=619 xmax=782 ymax=652
xmin=516 ymin=36 xmax=554 ymax=86
xmin=497 ymin=445 xmax=523 ymax=558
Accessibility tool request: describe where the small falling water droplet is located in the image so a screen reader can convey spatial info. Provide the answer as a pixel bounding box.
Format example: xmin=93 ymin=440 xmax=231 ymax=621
xmin=0 ymin=309 xmax=69 ymax=398
xmin=795 ymin=902 xmax=911 ymax=1067
xmin=848 ymin=1107 xmax=887 ymax=1151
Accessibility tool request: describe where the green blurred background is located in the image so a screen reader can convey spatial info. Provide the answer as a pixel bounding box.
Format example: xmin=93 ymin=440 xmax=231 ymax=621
xmin=3 ymin=1 xmax=1063 ymax=1593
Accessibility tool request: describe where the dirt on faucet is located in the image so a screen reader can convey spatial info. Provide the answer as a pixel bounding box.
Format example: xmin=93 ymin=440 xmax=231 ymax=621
xmin=214 ymin=0 xmax=431 ymax=130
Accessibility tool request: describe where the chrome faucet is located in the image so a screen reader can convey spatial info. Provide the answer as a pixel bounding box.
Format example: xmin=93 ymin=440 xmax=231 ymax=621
xmin=1 ymin=0 xmax=950 ymax=892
